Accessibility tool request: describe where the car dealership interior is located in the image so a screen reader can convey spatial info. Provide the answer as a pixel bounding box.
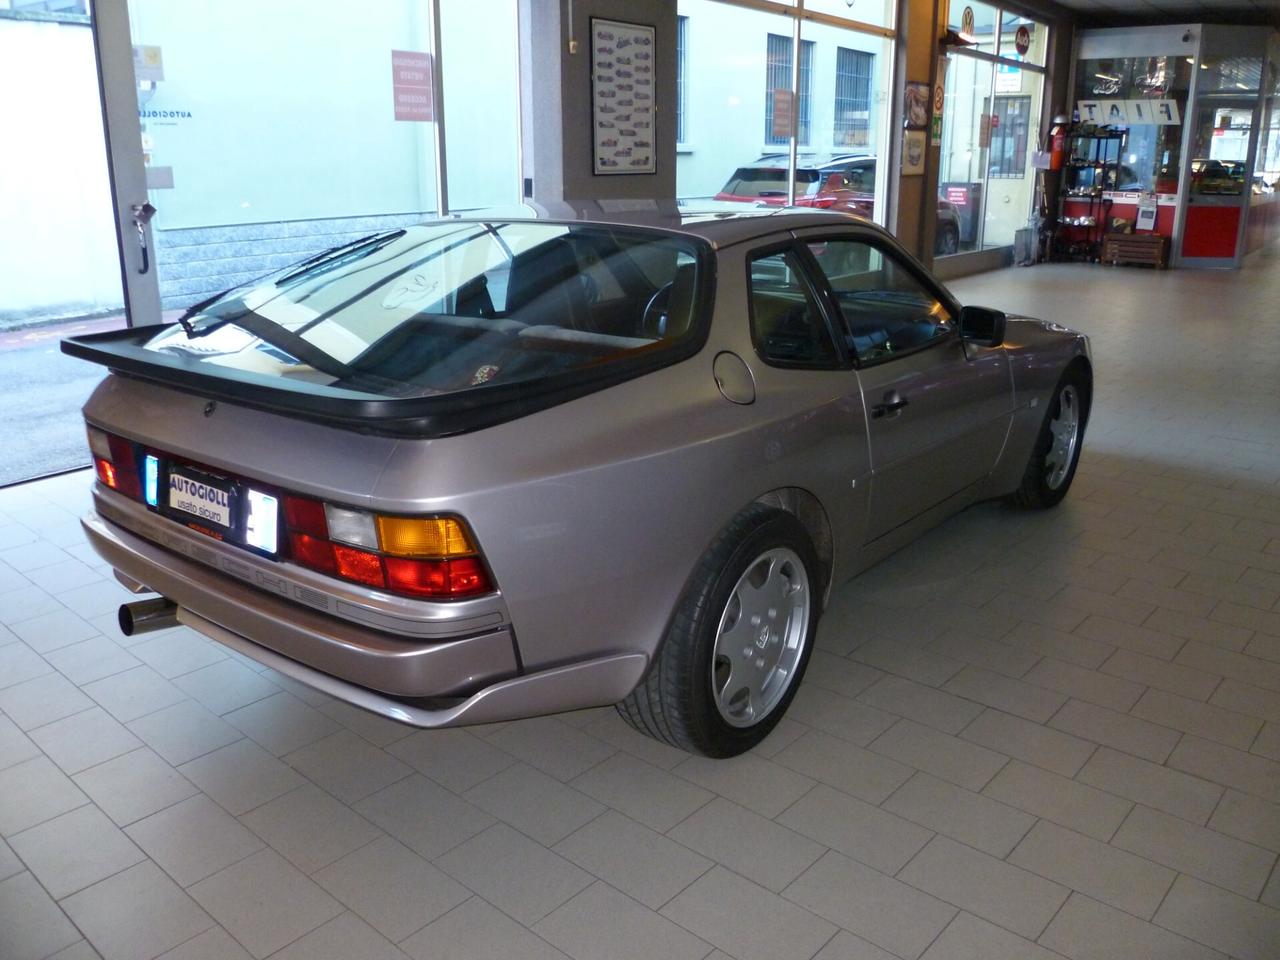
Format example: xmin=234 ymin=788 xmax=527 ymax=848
xmin=2 ymin=1 xmax=1280 ymax=959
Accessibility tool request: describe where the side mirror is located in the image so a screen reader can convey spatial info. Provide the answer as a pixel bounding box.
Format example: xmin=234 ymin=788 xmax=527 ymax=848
xmin=958 ymin=305 xmax=1006 ymax=346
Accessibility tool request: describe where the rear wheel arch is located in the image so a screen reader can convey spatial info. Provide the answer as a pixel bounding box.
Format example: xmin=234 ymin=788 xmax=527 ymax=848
xmin=752 ymin=486 xmax=833 ymax=602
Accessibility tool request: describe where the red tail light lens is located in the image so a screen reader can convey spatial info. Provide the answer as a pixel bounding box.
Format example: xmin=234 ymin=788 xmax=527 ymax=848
xmin=333 ymin=545 xmax=386 ymax=588
xmin=284 ymin=496 xmax=328 ymax=537
xmin=288 ymin=532 xmax=336 ymax=574
xmin=384 ymin=556 xmax=491 ymax=598
xmin=89 ymin=429 xmax=142 ymax=500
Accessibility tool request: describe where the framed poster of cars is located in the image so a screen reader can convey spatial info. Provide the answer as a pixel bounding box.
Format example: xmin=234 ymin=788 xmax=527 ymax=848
xmin=591 ymin=18 xmax=656 ymax=175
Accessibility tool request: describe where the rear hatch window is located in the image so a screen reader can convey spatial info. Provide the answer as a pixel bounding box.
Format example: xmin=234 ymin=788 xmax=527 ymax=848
xmin=64 ymin=221 xmax=712 ymax=436
xmin=719 ymin=167 xmax=821 ymax=198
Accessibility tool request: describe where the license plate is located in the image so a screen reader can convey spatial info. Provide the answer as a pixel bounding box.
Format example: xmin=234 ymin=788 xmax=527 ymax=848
xmin=168 ymin=469 xmax=233 ymax=528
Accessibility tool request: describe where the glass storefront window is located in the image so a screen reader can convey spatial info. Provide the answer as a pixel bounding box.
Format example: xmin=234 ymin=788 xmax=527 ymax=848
xmin=939 ymin=53 xmax=994 ymax=253
xmin=947 ymin=1 xmax=997 ymax=45
xmin=1073 ymin=56 xmax=1190 ymax=196
xmin=1257 ymin=98 xmax=1280 ymax=195
xmin=675 ymin=0 xmax=892 ymax=226
xmin=801 ymin=0 xmax=894 ymax=30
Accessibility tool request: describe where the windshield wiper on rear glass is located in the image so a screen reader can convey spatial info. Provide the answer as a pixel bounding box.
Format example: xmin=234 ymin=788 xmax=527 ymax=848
xmin=274 ymin=230 xmax=407 ymax=287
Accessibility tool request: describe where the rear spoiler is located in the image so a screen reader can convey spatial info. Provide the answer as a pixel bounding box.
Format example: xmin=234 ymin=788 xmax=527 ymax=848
xmin=61 ymin=324 xmax=703 ymax=439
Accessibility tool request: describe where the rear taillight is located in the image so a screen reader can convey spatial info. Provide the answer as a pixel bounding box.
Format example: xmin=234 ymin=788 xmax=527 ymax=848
xmin=282 ymin=495 xmax=493 ymax=600
xmin=88 ymin=426 xmax=142 ymax=500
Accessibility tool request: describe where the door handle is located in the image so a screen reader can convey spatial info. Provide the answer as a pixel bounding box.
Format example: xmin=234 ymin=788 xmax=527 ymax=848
xmin=872 ymin=391 xmax=909 ymax=418
xmin=131 ymin=202 xmax=157 ymax=275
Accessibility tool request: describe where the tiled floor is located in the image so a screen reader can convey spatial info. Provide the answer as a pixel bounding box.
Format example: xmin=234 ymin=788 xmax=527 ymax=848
xmin=2 ymin=248 xmax=1280 ymax=960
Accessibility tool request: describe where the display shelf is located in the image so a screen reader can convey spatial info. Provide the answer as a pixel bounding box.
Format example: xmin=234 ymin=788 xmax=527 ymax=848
xmin=1053 ymin=128 xmax=1126 ymax=262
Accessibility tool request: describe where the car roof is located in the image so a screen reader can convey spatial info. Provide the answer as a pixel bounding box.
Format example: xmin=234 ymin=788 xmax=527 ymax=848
xmin=739 ymin=154 xmax=875 ymax=172
xmin=446 ymin=200 xmax=883 ymax=249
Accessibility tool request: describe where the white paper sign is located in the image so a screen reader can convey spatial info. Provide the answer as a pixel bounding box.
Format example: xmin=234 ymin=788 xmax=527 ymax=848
xmin=1079 ymin=99 xmax=1181 ymax=126
xmin=1136 ymin=197 xmax=1158 ymax=231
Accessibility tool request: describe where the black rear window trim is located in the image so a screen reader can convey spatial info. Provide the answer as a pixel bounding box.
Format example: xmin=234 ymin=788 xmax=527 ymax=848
xmin=62 ymin=235 xmax=718 ymax=439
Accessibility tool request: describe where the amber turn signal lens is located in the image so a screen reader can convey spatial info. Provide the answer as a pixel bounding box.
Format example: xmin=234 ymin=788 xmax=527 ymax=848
xmin=376 ymin=516 xmax=476 ymax=558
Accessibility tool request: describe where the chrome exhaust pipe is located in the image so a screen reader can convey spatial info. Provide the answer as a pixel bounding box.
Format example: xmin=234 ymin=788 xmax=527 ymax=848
xmin=118 ymin=598 xmax=179 ymax=637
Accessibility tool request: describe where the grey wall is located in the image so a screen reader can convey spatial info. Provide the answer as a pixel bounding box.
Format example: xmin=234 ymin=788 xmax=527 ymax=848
xmin=520 ymin=0 xmax=677 ymax=202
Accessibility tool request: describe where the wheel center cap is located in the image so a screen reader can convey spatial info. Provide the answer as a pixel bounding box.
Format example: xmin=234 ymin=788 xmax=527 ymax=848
xmin=756 ymin=625 xmax=771 ymax=650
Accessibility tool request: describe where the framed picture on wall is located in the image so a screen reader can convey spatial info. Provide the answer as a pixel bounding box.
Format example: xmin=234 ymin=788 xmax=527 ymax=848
xmin=591 ymin=17 xmax=656 ymax=176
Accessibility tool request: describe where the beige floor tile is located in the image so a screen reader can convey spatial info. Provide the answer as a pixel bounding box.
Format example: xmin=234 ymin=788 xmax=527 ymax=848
xmin=1112 ymin=805 xmax=1276 ymax=899
xmin=63 ymin=861 xmax=214 ymax=960
xmin=1048 ymin=700 xmax=1182 ymax=763
xmin=170 ymin=660 xmax=280 ymax=717
xmin=1102 ymin=649 xmax=1220 ymax=701
xmin=1073 ymin=614 xmax=1187 ymax=660
xmin=668 ymin=797 xmax=822 ymax=892
xmin=869 ymin=719 xmax=1008 ymax=791
xmin=924 ymin=629 xmax=1041 ymax=678
xmin=803 ymin=650 xmax=887 ymax=697
xmin=1175 ymin=643 xmax=1280 ymax=693
xmin=188 ymin=849 xmax=343 ymax=959
xmin=570 ymin=753 xmax=713 ymax=832
xmin=0 ymin=641 xmax=54 ymax=690
xmin=899 ymin=834 xmax=1068 ymax=941
xmin=1146 ymin=608 xmax=1251 ymax=653
xmin=1010 ymin=819 xmax=1175 ymax=919
xmin=1208 ymin=788 xmax=1280 ymax=852
xmin=772 ymin=729 xmax=914 ymax=804
xmin=0 ymin=714 xmax=40 ymax=771
xmin=126 ymin=795 xmax=264 ymax=887
xmin=579 ymin=712 xmax=700 ymax=770
xmin=269 ymin=912 xmax=408 ymax=960
xmin=282 ymin=729 xmax=412 ymax=805
xmin=1024 ymin=660 xmax=1145 ymax=713
xmin=0 ymin=755 xmax=88 ymax=836
xmin=0 ymin=838 xmax=21 ymax=882
xmin=178 ymin=740 xmax=305 ymax=816
xmin=786 ymin=684 xmax=898 ymax=745
xmin=354 ymin=773 xmax=493 ymax=860
xmin=535 ymin=880 xmax=712 ymax=960
xmin=74 ymin=746 xmax=198 ymax=826
xmin=665 ymin=865 xmax=838 ymax=960
xmin=313 ymin=836 xmax=468 ymax=942
xmin=850 ymin=637 xmax=965 ymax=687
xmin=386 ymin=727 xmax=517 ymax=792
xmin=858 ymin=674 xmax=985 ymax=733
xmin=1168 ymin=735 xmax=1280 ymax=804
xmin=1006 ymin=621 xmax=1114 ymax=669
xmin=9 ymin=805 xmax=144 ymax=899
xmin=223 ymin=691 xmax=340 ymax=757
xmin=400 ymin=897 xmax=568 ymax=960
xmin=483 ymin=716 xmax=615 ymax=782
xmin=1040 ymin=893 xmax=1225 ymax=960
xmin=0 ymin=672 xmax=93 ymax=730
xmin=8 ymin=607 xmax=97 ymax=654
xmin=672 ymin=752 xmax=815 ymax=818
xmin=0 ymin=872 xmax=82 ymax=960
xmin=154 ymin=925 xmax=253 ymax=960
xmin=884 ymin=771 xmax=1035 ymax=857
xmin=959 ymin=708 xmax=1096 ymax=778
xmin=983 ymin=760 xmax=1130 ymax=842
xmin=1076 ymin=746 xmax=1222 ymax=823
xmin=43 ymin=636 xmax=140 ymax=687
xmin=81 ymin=665 xmax=188 ymax=724
xmin=942 ymin=665 xmax=1066 ymax=724
xmin=436 ymin=823 xmax=591 ymax=925
xmin=239 ymin=783 xmax=382 ymax=874
xmin=463 ymin=762 xmax=605 ymax=846
xmin=554 ymin=810 xmax=712 ymax=910
xmin=128 ymin=630 xmax=227 ymax=680
xmin=1131 ymin=687 xmax=1262 ymax=749
xmin=812 ymin=929 xmax=898 ymax=960
xmin=1154 ymin=874 xmax=1280 ymax=960
xmin=127 ymin=699 xmax=243 ymax=766
xmin=921 ymin=912 xmax=1061 ymax=960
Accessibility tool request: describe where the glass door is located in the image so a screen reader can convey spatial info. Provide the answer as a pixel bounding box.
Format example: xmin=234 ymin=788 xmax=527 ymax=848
xmin=92 ymin=0 xmax=521 ymax=328
xmin=1179 ymin=97 xmax=1259 ymax=267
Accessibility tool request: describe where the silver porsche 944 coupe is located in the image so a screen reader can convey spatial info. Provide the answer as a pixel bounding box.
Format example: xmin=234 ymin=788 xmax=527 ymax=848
xmin=64 ymin=207 xmax=1090 ymax=757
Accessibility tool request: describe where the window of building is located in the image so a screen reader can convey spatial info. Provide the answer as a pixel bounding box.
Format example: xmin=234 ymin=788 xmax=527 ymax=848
xmin=833 ymin=47 xmax=873 ymax=148
xmin=764 ymin=33 xmax=814 ymax=145
xmin=676 ymin=15 xmax=688 ymax=144
xmin=988 ymin=95 xmax=1030 ymax=178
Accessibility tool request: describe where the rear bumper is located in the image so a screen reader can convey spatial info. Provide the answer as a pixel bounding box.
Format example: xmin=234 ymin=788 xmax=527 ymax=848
xmin=83 ymin=504 xmax=651 ymax=725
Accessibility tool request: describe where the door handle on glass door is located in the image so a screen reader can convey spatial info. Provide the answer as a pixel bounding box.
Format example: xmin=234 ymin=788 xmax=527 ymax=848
xmin=131 ymin=202 xmax=157 ymax=275
xmin=872 ymin=391 xmax=909 ymax=418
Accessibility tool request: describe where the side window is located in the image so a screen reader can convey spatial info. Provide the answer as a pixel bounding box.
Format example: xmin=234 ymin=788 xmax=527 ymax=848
xmin=805 ymin=239 xmax=952 ymax=363
xmin=748 ymin=249 xmax=840 ymax=367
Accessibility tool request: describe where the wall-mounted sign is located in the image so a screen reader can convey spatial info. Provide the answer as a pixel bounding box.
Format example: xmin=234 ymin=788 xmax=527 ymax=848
xmin=1014 ymin=25 xmax=1031 ymax=56
xmin=591 ymin=18 xmax=657 ymax=176
xmin=1136 ymin=197 xmax=1158 ymax=231
xmin=1077 ymin=99 xmax=1180 ymax=126
xmin=960 ymin=6 xmax=975 ymax=36
xmin=905 ymin=82 xmax=929 ymax=129
xmin=903 ymin=129 xmax=926 ymax=176
xmin=391 ymin=51 xmax=433 ymax=122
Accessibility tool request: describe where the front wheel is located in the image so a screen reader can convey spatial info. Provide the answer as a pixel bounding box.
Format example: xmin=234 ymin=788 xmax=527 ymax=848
xmin=617 ymin=507 xmax=820 ymax=757
xmin=1009 ymin=366 xmax=1089 ymax=509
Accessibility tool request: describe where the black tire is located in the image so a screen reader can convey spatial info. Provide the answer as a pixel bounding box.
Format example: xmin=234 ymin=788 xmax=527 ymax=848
xmin=936 ymin=224 xmax=960 ymax=256
xmin=1009 ymin=365 xmax=1090 ymax=509
xmin=617 ymin=506 xmax=820 ymax=757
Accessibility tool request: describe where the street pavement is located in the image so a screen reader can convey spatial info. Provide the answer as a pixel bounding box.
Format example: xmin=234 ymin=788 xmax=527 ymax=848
xmin=0 ymin=316 xmax=126 ymax=486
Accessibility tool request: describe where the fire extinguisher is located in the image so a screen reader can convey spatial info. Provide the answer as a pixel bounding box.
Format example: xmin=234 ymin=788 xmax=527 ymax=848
xmin=1049 ymin=114 xmax=1069 ymax=171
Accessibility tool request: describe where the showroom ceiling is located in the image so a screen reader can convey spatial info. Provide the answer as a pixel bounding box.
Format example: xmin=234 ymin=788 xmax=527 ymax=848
xmin=1049 ymin=0 xmax=1280 ymax=26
